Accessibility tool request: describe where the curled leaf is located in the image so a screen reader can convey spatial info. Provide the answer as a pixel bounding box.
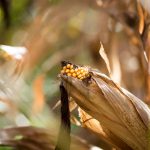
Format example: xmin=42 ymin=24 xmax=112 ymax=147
xmin=99 ymin=42 xmax=111 ymax=76
xmin=137 ymin=1 xmax=145 ymax=34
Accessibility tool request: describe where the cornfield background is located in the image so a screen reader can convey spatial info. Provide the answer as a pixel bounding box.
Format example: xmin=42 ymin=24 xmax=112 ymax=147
xmin=0 ymin=0 xmax=150 ymax=150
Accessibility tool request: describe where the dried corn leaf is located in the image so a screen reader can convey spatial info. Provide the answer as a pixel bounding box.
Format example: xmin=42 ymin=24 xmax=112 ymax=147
xmin=0 ymin=126 xmax=91 ymax=150
xmin=32 ymin=74 xmax=45 ymax=114
xmin=139 ymin=0 xmax=150 ymax=14
xmin=78 ymin=108 xmax=106 ymax=136
xmin=70 ymin=115 xmax=81 ymax=126
xmin=99 ymin=42 xmax=111 ymax=76
xmin=61 ymin=65 xmax=150 ymax=150
xmin=78 ymin=107 xmax=132 ymax=150
xmin=137 ymin=1 xmax=145 ymax=34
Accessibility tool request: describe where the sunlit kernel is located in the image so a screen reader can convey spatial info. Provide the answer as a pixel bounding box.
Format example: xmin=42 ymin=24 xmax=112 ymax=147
xmin=61 ymin=64 xmax=89 ymax=80
xmin=80 ymin=77 xmax=84 ymax=80
xmin=80 ymin=69 xmax=84 ymax=73
xmin=65 ymin=69 xmax=70 ymax=73
xmin=70 ymin=65 xmax=73 ymax=69
xmin=72 ymin=73 xmax=77 ymax=77
xmin=63 ymin=66 xmax=67 ymax=70
xmin=85 ymin=71 xmax=88 ymax=75
xmin=77 ymin=74 xmax=82 ymax=78
xmin=81 ymin=72 xmax=86 ymax=76
xmin=67 ymin=73 xmax=71 ymax=76
xmin=74 ymin=69 xmax=78 ymax=72
xmin=67 ymin=64 xmax=71 ymax=68
xmin=70 ymin=69 xmax=74 ymax=73
xmin=76 ymin=71 xmax=81 ymax=75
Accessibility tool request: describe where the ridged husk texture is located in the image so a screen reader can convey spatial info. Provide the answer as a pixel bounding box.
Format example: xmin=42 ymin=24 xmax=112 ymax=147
xmin=61 ymin=67 xmax=150 ymax=150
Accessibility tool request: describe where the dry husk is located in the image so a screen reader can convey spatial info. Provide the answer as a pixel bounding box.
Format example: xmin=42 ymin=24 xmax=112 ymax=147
xmin=61 ymin=68 xmax=150 ymax=150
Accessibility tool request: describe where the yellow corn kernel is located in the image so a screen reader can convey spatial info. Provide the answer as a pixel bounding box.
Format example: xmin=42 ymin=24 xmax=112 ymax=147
xmin=77 ymin=74 xmax=82 ymax=78
xmin=81 ymin=72 xmax=86 ymax=76
xmin=63 ymin=66 xmax=67 ymax=70
xmin=67 ymin=73 xmax=71 ymax=76
xmin=72 ymin=73 xmax=77 ymax=77
xmin=80 ymin=77 xmax=84 ymax=80
xmin=77 ymin=68 xmax=81 ymax=72
xmin=84 ymin=71 xmax=88 ymax=75
xmin=76 ymin=71 xmax=81 ymax=75
xmin=67 ymin=64 xmax=71 ymax=68
xmin=80 ymin=69 xmax=84 ymax=73
xmin=65 ymin=69 xmax=70 ymax=73
xmin=74 ymin=69 xmax=78 ymax=72
xmin=70 ymin=65 xmax=73 ymax=69
xmin=70 ymin=69 xmax=74 ymax=73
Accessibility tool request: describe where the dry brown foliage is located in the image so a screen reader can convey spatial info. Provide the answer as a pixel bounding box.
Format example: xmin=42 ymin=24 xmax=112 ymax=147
xmin=61 ymin=65 xmax=150 ymax=150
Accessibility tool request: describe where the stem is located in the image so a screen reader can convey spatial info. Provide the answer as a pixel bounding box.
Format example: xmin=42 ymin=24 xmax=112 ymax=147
xmin=55 ymin=82 xmax=71 ymax=150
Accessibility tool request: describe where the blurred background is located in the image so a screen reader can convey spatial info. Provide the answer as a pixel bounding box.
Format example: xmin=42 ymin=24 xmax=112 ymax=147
xmin=0 ymin=0 xmax=150 ymax=149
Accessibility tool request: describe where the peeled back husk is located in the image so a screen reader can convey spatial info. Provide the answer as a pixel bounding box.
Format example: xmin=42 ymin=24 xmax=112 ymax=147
xmin=61 ymin=68 xmax=150 ymax=150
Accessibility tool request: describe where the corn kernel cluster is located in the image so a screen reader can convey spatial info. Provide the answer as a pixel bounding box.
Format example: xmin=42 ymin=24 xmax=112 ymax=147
xmin=61 ymin=64 xmax=89 ymax=80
